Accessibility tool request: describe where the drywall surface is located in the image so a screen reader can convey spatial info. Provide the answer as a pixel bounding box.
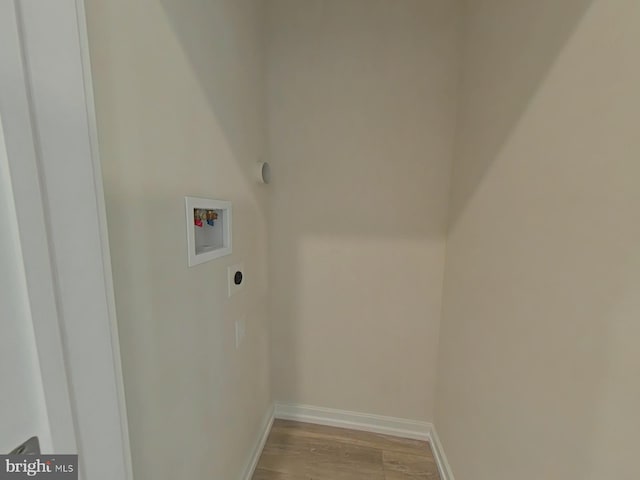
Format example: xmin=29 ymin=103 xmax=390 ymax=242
xmin=85 ymin=1 xmax=271 ymax=478
xmin=435 ymin=1 xmax=640 ymax=478
xmin=266 ymin=0 xmax=459 ymax=421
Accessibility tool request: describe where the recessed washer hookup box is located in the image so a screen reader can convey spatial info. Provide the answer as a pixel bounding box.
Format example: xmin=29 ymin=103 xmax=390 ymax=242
xmin=185 ymin=196 xmax=232 ymax=267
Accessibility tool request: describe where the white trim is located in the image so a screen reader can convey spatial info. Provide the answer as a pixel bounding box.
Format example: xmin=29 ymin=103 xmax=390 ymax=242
xmin=12 ymin=2 xmax=132 ymax=479
xmin=427 ymin=424 xmax=455 ymax=480
xmin=0 ymin=0 xmax=78 ymax=454
xmin=73 ymin=0 xmax=134 ymax=478
xmin=274 ymin=403 xmax=430 ymax=441
xmin=274 ymin=403 xmax=454 ymax=480
xmin=241 ymin=405 xmax=274 ymax=480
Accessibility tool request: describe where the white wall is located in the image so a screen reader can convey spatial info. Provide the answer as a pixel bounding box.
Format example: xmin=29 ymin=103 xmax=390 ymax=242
xmin=435 ymin=1 xmax=640 ymax=478
xmin=266 ymin=0 xmax=459 ymax=421
xmin=85 ymin=0 xmax=271 ymax=478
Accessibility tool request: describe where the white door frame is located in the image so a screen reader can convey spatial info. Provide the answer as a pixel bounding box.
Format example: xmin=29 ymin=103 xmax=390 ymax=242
xmin=0 ymin=1 xmax=133 ymax=479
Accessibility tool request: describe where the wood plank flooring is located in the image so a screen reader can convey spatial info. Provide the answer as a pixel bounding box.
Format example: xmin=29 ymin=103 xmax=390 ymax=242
xmin=252 ymin=420 xmax=440 ymax=480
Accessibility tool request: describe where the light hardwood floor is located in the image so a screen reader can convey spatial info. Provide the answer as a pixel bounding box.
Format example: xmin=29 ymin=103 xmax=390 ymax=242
xmin=252 ymin=420 xmax=441 ymax=480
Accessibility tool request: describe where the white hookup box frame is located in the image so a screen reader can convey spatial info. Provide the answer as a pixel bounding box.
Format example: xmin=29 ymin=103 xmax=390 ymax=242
xmin=185 ymin=196 xmax=232 ymax=266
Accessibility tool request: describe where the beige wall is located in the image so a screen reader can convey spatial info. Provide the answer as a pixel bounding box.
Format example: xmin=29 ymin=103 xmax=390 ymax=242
xmin=436 ymin=1 xmax=640 ymax=478
xmin=85 ymin=1 xmax=271 ymax=478
xmin=266 ymin=0 xmax=459 ymax=421
xmin=84 ymin=1 xmax=640 ymax=477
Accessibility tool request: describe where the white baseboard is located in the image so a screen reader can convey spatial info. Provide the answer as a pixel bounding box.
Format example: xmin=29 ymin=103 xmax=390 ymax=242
xmin=241 ymin=404 xmax=274 ymax=480
xmin=274 ymin=402 xmax=454 ymax=480
xmin=427 ymin=423 xmax=455 ymax=480
xmin=274 ymin=402 xmax=430 ymax=440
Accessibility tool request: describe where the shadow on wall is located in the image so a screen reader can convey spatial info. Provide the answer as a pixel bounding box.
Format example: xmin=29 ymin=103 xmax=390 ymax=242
xmin=448 ymin=0 xmax=597 ymax=231
xmin=158 ymin=0 xmax=268 ymax=197
xmin=435 ymin=0 xmax=640 ymax=478
xmin=153 ymin=0 xmax=599 ymax=425
xmin=157 ymin=0 xmax=458 ymax=420
xmin=88 ymin=0 xmax=272 ymax=478
xmin=140 ymin=1 xmax=640 ymax=478
xmin=260 ymin=0 xmax=459 ymax=420
xmin=155 ymin=0 xmax=617 ymax=441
